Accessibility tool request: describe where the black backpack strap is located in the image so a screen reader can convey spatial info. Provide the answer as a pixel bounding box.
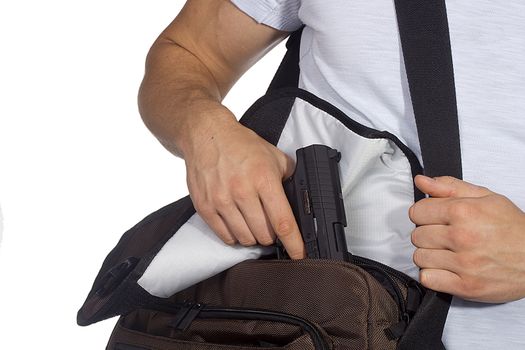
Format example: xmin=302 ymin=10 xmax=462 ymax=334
xmin=267 ymin=27 xmax=303 ymax=92
xmin=394 ymin=1 xmax=460 ymax=349
xmin=395 ymin=0 xmax=462 ymax=180
xmin=268 ymin=1 xmax=460 ymax=348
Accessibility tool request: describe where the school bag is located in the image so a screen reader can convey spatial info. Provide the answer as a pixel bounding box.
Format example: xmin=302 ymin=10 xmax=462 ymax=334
xmin=77 ymin=0 xmax=462 ymax=349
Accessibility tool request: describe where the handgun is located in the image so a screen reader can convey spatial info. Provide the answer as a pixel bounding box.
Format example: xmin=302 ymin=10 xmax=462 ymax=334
xmin=277 ymin=144 xmax=351 ymax=262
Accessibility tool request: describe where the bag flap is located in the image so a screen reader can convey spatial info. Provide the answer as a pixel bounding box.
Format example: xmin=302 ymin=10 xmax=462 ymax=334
xmin=77 ymin=197 xmax=195 ymax=326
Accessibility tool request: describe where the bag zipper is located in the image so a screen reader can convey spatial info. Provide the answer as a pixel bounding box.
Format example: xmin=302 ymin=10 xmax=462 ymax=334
xmin=150 ymin=301 xmax=330 ymax=350
xmin=353 ymin=256 xmax=408 ymax=315
xmin=353 ymin=256 xmax=417 ymax=287
xmin=353 ymin=255 xmax=424 ymax=339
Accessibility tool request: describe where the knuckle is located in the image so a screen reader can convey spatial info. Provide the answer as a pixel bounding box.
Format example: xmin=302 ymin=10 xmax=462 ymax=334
xmin=212 ymin=227 xmax=236 ymax=245
xmin=194 ymin=202 xmax=214 ymax=217
xmin=221 ymin=236 xmax=237 ymax=246
xmin=253 ymin=171 xmax=274 ymax=191
xmin=409 ymin=199 xmax=429 ymax=220
xmin=488 ymin=193 xmax=509 ymax=207
xmin=252 ymin=229 xmax=275 ymax=246
xmin=275 ymin=218 xmax=295 ymax=237
xmin=258 ymin=236 xmax=275 ymax=246
xmin=449 ymin=200 xmax=475 ymax=220
xmin=213 ymin=193 xmax=234 ymax=208
xmin=217 ymin=232 xmax=237 ymax=245
xmin=456 ymin=254 xmax=471 ymax=270
xmin=408 ymin=204 xmax=416 ymax=221
xmin=457 ymin=253 xmax=479 ymax=272
xmin=477 ymin=185 xmax=491 ymax=194
xmin=439 ymin=176 xmax=458 ymax=187
xmin=237 ymin=237 xmax=257 ymax=246
xmin=439 ymin=176 xmax=456 ymax=183
xmin=413 ymin=249 xmax=424 ymax=266
xmin=230 ymin=184 xmax=251 ymax=202
xmin=449 ymin=227 xmax=476 ymax=249
xmin=410 ymin=228 xmax=419 ymax=246
xmin=460 ymin=277 xmax=485 ymax=300
xmin=436 ymin=176 xmax=458 ymax=193
xmin=189 ymin=191 xmax=204 ymax=207
xmin=228 ymin=176 xmax=250 ymax=197
xmin=227 ymin=174 xmax=243 ymax=189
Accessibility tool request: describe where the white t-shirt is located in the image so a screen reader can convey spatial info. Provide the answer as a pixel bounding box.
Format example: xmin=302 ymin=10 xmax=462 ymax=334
xmin=232 ymin=0 xmax=525 ymax=348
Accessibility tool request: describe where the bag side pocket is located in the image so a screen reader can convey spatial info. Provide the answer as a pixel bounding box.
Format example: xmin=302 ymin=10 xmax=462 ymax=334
xmin=108 ymin=308 xmax=322 ymax=350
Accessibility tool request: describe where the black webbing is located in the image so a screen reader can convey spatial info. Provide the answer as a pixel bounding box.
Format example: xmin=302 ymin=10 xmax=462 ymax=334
xmin=395 ymin=0 xmax=462 ymax=180
xmin=266 ymin=28 xmax=303 ymax=92
xmin=394 ymin=1 xmax=460 ymax=348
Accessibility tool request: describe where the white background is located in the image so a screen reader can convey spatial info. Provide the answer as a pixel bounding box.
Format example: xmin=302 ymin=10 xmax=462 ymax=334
xmin=0 ymin=1 xmax=285 ymax=348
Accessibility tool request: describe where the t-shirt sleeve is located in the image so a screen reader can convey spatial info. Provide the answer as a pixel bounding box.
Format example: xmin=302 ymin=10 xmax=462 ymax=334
xmin=231 ymin=0 xmax=303 ymax=32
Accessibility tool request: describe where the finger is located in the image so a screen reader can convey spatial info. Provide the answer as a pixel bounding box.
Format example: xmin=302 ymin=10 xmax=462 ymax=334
xmin=202 ymin=213 xmax=238 ymax=245
xmin=413 ymin=248 xmax=459 ymax=273
xmin=411 ymin=225 xmax=455 ymax=250
xmin=259 ymin=180 xmax=305 ymax=259
xmin=235 ymin=193 xmax=276 ymax=246
xmin=415 ymin=175 xmax=492 ymax=198
xmin=409 ymin=197 xmax=453 ymax=225
xmin=216 ymin=205 xmax=257 ymax=246
xmin=419 ymin=268 xmax=464 ymax=297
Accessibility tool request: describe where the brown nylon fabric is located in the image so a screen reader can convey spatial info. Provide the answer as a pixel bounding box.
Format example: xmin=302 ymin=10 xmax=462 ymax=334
xmin=108 ymin=259 xmax=403 ymax=350
xmin=123 ymin=309 xmax=304 ymax=344
xmin=108 ymin=321 xmax=316 ymax=349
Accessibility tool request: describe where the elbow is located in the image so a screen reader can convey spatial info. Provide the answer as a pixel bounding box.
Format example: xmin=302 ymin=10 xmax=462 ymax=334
xmin=137 ymin=43 xmax=162 ymax=130
xmin=137 ymin=75 xmax=150 ymax=126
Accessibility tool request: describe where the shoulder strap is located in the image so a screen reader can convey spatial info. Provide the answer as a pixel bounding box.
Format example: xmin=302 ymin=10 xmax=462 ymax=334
xmin=268 ymin=1 xmax=461 ymax=348
xmin=394 ymin=1 xmax=459 ymax=349
xmin=395 ymin=0 xmax=462 ymax=179
xmin=267 ymin=28 xmax=303 ymax=92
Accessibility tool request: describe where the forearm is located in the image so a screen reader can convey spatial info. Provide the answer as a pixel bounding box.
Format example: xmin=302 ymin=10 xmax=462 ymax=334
xmin=138 ymin=39 xmax=238 ymax=159
xmin=138 ymin=0 xmax=287 ymax=159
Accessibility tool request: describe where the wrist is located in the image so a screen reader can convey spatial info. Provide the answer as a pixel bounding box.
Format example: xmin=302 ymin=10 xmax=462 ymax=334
xmin=172 ymin=101 xmax=239 ymax=159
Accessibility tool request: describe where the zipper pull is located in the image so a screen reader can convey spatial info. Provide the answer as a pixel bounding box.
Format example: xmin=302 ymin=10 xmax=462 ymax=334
xmin=169 ymin=301 xmax=205 ymax=331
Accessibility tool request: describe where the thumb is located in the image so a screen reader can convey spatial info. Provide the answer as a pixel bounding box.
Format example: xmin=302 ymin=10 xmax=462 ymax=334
xmin=414 ymin=175 xmax=492 ymax=198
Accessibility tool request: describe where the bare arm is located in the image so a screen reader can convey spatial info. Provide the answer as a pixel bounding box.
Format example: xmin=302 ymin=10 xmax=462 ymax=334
xmin=139 ymin=0 xmax=285 ymax=157
xmin=139 ymin=0 xmax=305 ymax=258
